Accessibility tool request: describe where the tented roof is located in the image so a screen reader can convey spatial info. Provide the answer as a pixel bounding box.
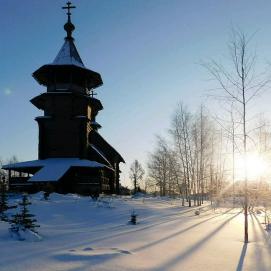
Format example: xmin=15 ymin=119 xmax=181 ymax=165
xmin=53 ymin=39 xmax=85 ymax=68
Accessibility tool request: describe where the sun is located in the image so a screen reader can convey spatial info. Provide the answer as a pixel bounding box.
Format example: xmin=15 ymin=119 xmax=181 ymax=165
xmin=235 ymin=153 xmax=269 ymax=181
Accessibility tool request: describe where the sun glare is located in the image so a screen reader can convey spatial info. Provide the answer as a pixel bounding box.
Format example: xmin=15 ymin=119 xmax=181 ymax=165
xmin=235 ymin=153 xmax=269 ymax=181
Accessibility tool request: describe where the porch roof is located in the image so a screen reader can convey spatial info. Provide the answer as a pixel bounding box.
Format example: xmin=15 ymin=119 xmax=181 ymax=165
xmin=3 ymin=158 xmax=111 ymax=182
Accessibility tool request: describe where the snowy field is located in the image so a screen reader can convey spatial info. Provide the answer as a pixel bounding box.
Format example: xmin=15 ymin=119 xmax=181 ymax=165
xmin=0 ymin=193 xmax=271 ymax=271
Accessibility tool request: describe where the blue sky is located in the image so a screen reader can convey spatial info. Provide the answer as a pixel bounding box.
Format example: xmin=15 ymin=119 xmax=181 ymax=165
xmin=1 ymin=0 xmax=271 ymax=186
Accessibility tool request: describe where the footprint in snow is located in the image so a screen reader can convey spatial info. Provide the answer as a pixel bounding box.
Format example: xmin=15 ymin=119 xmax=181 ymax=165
xmin=83 ymin=247 xmax=93 ymax=251
xmin=80 ymin=247 xmax=131 ymax=255
xmin=110 ymin=248 xmax=131 ymax=254
xmin=119 ymin=250 xmax=131 ymax=254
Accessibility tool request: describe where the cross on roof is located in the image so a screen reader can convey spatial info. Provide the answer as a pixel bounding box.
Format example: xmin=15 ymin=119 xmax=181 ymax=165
xmin=62 ymin=1 xmax=76 ymax=17
xmin=90 ymin=89 xmax=97 ymax=98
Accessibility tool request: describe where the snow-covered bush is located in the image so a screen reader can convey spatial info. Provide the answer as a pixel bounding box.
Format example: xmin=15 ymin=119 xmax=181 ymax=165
xmin=129 ymin=209 xmax=137 ymax=225
xmin=195 ymin=209 xmax=200 ymax=215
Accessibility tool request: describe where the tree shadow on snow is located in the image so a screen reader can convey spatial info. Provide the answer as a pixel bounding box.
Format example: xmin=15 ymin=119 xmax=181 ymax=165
xmin=134 ymin=209 xmax=234 ymax=253
xmin=238 ymin=212 xmax=270 ymax=271
xmin=252 ymin=213 xmax=271 ymax=245
xmin=247 ymin=213 xmax=271 ymax=270
xmin=236 ymin=243 xmax=247 ymax=271
xmin=148 ymin=211 xmax=241 ymax=271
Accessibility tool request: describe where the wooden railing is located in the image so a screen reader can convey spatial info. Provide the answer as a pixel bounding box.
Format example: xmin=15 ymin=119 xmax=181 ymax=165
xmin=9 ymin=177 xmax=30 ymax=185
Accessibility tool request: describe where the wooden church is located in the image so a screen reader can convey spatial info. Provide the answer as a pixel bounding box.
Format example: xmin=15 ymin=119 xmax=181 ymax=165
xmin=3 ymin=2 xmax=124 ymax=195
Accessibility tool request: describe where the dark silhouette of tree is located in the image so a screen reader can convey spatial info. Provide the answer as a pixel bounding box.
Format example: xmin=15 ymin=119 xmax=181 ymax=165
xmin=0 ymin=184 xmax=11 ymax=222
xmin=130 ymin=160 xmax=145 ymax=194
xmin=10 ymin=194 xmax=39 ymax=233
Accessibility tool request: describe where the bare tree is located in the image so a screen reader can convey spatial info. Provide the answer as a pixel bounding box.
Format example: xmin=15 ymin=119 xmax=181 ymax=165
xmin=148 ymin=137 xmax=171 ymax=196
xmin=203 ymin=28 xmax=269 ymax=243
xmin=169 ymin=103 xmax=218 ymax=206
xmin=130 ymin=160 xmax=145 ymax=194
xmin=171 ymin=104 xmax=194 ymax=206
xmin=147 ymin=102 xmax=227 ymax=208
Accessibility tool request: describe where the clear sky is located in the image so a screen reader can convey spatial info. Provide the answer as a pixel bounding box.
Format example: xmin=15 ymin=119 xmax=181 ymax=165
xmin=1 ymin=0 xmax=271 ymax=187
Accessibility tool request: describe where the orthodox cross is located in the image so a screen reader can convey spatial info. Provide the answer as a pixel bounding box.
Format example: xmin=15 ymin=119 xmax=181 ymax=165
xmin=62 ymin=1 xmax=76 ymax=18
xmin=90 ymin=89 xmax=97 ymax=98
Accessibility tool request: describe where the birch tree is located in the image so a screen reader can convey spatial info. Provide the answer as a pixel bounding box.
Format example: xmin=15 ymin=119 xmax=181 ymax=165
xmin=130 ymin=160 xmax=145 ymax=194
xmin=203 ymin=28 xmax=269 ymax=243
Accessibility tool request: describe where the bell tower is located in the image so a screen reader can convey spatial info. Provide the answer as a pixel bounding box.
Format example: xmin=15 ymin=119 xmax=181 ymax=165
xmin=31 ymin=2 xmax=103 ymax=160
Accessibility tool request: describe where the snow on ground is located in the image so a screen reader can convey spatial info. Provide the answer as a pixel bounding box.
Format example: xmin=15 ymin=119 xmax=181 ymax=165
xmin=0 ymin=193 xmax=271 ymax=271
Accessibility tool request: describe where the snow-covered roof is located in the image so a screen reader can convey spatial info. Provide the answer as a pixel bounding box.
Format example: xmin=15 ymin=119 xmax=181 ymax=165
xmin=90 ymin=144 xmax=111 ymax=166
xmin=30 ymin=161 xmax=72 ymax=182
xmin=3 ymin=159 xmax=44 ymax=169
xmin=3 ymin=158 xmax=108 ymax=182
xmin=53 ymin=39 xmax=85 ymax=68
xmin=90 ymin=130 xmax=125 ymax=163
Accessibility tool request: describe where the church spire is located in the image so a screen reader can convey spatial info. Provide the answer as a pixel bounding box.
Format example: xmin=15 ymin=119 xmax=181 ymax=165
xmin=52 ymin=1 xmax=84 ymax=67
xmin=62 ymin=1 xmax=76 ymax=40
xmin=33 ymin=2 xmax=103 ymax=90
